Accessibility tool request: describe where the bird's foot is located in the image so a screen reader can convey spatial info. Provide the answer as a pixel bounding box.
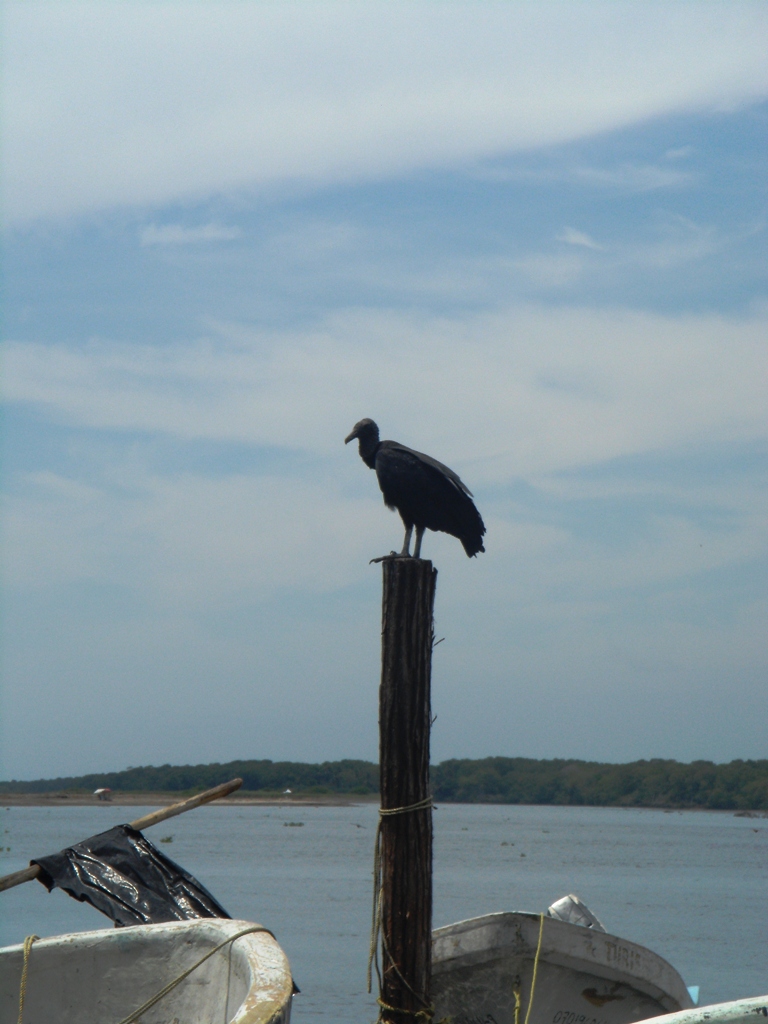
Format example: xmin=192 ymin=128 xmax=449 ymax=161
xmin=369 ymin=551 xmax=414 ymax=564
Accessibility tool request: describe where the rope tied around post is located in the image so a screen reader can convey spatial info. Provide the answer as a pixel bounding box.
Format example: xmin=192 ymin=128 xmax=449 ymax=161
xmin=368 ymin=796 xmax=435 ymax=1023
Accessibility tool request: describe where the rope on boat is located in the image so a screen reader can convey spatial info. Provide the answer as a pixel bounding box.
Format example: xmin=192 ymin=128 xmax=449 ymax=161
xmin=15 ymin=925 xmax=276 ymax=1024
xmin=376 ymin=995 xmax=440 ymax=1022
xmin=115 ymin=924 xmax=274 ymax=1024
xmin=368 ymin=795 xmax=436 ymax=1023
xmin=523 ymin=913 xmax=546 ymax=1024
xmin=17 ymin=934 xmax=39 ymax=1024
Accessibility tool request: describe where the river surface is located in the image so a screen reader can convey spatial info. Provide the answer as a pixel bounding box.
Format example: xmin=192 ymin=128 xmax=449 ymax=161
xmin=1 ymin=802 xmax=766 ymax=1020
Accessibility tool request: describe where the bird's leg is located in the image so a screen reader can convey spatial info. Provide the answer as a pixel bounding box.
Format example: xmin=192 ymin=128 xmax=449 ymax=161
xmin=413 ymin=526 xmax=425 ymax=559
xmin=400 ymin=524 xmax=413 ymax=557
xmin=369 ymin=525 xmax=415 ymax=563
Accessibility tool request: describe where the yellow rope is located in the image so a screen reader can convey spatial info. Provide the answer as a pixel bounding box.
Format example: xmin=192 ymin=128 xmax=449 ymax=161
xmin=17 ymin=935 xmax=39 ymax=1024
xmin=523 ymin=913 xmax=545 ymax=1024
xmin=367 ymin=795 xmax=435 ymax=1023
xmin=377 ymin=996 xmax=437 ymax=1020
xmin=115 ymin=924 xmax=273 ymax=1024
xmin=377 ymin=796 xmax=435 ymax=819
xmin=513 ymin=985 xmax=522 ymax=1024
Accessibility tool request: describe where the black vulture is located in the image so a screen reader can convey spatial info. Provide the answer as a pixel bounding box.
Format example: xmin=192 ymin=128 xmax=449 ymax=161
xmin=345 ymin=418 xmax=485 ymax=558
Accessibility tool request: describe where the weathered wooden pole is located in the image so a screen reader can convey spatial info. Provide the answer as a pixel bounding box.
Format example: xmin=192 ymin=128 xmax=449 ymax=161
xmin=378 ymin=557 xmax=437 ymax=1023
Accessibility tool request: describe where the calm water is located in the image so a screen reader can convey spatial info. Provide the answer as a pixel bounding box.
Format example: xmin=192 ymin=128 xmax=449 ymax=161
xmin=0 ymin=803 xmax=766 ymax=1020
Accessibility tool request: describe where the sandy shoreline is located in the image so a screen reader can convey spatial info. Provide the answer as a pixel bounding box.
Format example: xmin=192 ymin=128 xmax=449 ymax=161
xmin=1 ymin=793 xmax=764 ymax=814
xmin=0 ymin=792 xmax=377 ymax=808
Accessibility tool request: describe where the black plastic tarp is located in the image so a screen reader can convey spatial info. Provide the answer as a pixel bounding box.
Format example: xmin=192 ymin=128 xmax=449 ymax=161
xmin=32 ymin=824 xmax=231 ymax=927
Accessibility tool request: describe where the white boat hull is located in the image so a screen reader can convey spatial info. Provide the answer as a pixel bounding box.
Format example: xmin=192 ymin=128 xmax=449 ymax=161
xmin=0 ymin=918 xmax=293 ymax=1024
xmin=433 ymin=912 xmax=693 ymax=1024
xmin=636 ymin=996 xmax=768 ymax=1024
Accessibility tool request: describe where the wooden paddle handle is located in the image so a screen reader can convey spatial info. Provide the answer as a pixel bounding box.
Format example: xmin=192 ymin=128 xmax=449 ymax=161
xmin=0 ymin=778 xmax=243 ymax=893
xmin=129 ymin=778 xmax=243 ymax=830
xmin=0 ymin=865 xmax=39 ymax=892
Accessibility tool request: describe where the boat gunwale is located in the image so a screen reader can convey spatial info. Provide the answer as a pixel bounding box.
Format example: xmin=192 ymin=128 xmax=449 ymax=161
xmin=0 ymin=917 xmax=293 ymax=1024
xmin=634 ymin=995 xmax=768 ymax=1024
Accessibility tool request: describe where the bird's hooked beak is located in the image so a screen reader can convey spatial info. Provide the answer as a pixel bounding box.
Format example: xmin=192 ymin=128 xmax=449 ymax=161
xmin=344 ymin=428 xmax=358 ymax=445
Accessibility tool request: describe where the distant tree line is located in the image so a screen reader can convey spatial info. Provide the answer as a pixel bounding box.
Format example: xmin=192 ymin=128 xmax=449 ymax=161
xmin=0 ymin=760 xmax=379 ymax=798
xmin=1 ymin=757 xmax=768 ymax=811
xmin=432 ymin=757 xmax=768 ymax=809
xmin=1 ymin=757 xmax=766 ymax=809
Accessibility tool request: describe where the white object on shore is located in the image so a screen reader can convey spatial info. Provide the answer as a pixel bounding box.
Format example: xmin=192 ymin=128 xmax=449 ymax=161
xmin=636 ymin=995 xmax=768 ymax=1024
xmin=0 ymin=918 xmax=293 ymax=1024
xmin=432 ymin=908 xmax=693 ymax=1024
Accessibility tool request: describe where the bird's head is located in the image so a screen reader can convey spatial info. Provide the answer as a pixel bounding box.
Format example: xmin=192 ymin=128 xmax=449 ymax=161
xmin=345 ymin=418 xmax=380 ymax=468
xmin=344 ymin=418 xmax=380 ymax=446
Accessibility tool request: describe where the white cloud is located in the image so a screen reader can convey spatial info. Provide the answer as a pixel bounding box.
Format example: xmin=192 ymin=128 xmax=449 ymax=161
xmin=139 ymin=222 xmax=241 ymax=246
xmin=469 ymin=159 xmax=694 ymax=193
xmin=556 ymin=227 xmax=605 ymax=250
xmin=665 ymin=145 xmax=696 ymax=161
xmin=612 ymin=215 xmax=722 ymax=270
xmin=265 ymin=220 xmax=361 ymax=261
xmin=510 ymin=253 xmax=587 ymax=288
xmin=9 ymin=450 xmax=764 ymax=610
xmin=4 ymin=303 xmax=767 ymax=482
xmin=3 ymin=2 xmax=768 ymax=224
xmin=3 ymin=468 xmax=381 ymax=599
xmin=571 ymin=163 xmax=694 ymax=191
xmin=519 ymin=214 xmax=731 ymax=285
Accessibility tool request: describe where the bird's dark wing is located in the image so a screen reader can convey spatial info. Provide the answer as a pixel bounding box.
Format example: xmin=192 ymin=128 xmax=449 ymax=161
xmin=382 ymin=441 xmax=474 ymax=497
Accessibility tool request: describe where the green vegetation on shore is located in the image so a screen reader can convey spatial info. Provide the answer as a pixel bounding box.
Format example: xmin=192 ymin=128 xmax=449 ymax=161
xmin=2 ymin=757 xmax=767 ymax=809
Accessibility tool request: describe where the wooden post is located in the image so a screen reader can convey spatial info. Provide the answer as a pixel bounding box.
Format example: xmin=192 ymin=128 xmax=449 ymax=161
xmin=378 ymin=557 xmax=437 ymax=1023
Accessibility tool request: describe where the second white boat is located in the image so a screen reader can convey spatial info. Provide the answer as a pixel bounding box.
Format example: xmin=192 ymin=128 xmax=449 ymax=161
xmin=432 ymin=904 xmax=694 ymax=1024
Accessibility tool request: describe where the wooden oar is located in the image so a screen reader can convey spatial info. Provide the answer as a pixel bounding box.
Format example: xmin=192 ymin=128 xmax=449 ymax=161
xmin=0 ymin=777 xmax=243 ymax=893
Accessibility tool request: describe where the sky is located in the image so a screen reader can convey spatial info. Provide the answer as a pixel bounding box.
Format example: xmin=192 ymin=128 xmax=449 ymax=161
xmin=2 ymin=1 xmax=767 ymax=781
